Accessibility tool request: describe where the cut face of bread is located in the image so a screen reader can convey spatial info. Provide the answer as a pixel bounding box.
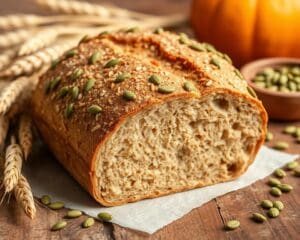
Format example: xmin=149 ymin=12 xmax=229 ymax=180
xmin=95 ymin=91 xmax=264 ymax=205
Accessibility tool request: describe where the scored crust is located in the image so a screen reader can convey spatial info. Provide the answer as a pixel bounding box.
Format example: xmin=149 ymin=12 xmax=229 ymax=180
xmin=31 ymin=30 xmax=268 ymax=206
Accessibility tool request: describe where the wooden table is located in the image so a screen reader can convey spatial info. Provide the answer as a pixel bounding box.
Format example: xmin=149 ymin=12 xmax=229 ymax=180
xmin=0 ymin=1 xmax=299 ymax=239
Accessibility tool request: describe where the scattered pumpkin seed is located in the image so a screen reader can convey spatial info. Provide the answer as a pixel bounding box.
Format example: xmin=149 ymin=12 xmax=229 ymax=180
xmin=273 ymin=201 xmax=284 ymax=211
xmin=277 ymin=183 xmax=293 ymax=193
xmin=270 ymin=187 xmax=282 ymax=197
xmin=88 ymin=105 xmax=102 ymax=115
xmin=66 ymin=210 xmax=82 ymax=218
xmin=252 ymin=213 xmax=267 ymax=223
xmin=234 ymin=69 xmax=243 ymax=79
xmin=148 ymin=75 xmax=161 ymax=85
xmin=265 ymin=131 xmax=273 ymax=142
xmin=51 ymin=220 xmax=67 ymax=231
xmin=153 ymin=27 xmax=164 ymax=34
xmin=98 ymin=31 xmax=109 ymax=36
xmin=273 ymin=141 xmax=289 ymax=151
xmin=274 ymin=168 xmax=286 ymax=178
xmin=261 ymin=200 xmax=273 ymax=209
xmin=286 ymin=161 xmax=298 ymax=170
xmin=40 ymin=195 xmax=51 ymax=205
xmin=82 ymin=217 xmax=95 ymax=228
xmin=203 ymin=43 xmax=216 ymax=52
xmin=64 ymin=103 xmax=74 ymax=118
xmin=44 ymin=81 xmax=51 ymax=94
xmin=225 ymin=220 xmax=240 ymax=230
xmin=88 ymin=51 xmax=101 ymax=64
xmin=98 ymin=212 xmax=112 ymax=222
xmin=49 ymin=76 xmax=61 ymax=91
xmin=267 ymin=208 xmax=280 ymax=218
xmin=283 ymin=125 xmax=297 ymax=134
xmin=126 ymin=27 xmax=139 ymax=33
xmin=84 ymin=79 xmax=95 ymax=93
xmin=65 ymin=49 xmax=77 ymax=58
xmin=71 ymin=86 xmax=79 ymax=100
xmin=70 ymin=68 xmax=83 ymax=81
xmin=294 ymin=167 xmax=300 ymax=177
xmin=210 ymin=57 xmax=221 ymax=69
xmin=104 ymin=59 xmax=119 ymax=68
xmin=158 ymin=86 xmax=175 ymax=94
xmin=48 ymin=201 xmax=65 ymax=210
xmin=267 ymin=177 xmax=281 ymax=187
xmin=189 ymin=43 xmax=205 ymax=52
xmin=50 ymin=59 xmax=60 ymax=70
xmin=247 ymin=86 xmax=257 ymax=98
xmin=114 ymin=72 xmax=131 ymax=83
xmin=58 ymin=87 xmax=69 ymax=99
xmin=183 ymin=81 xmax=196 ymax=92
xmin=178 ymin=33 xmax=189 ymax=44
xmin=79 ymin=34 xmax=90 ymax=44
xmin=123 ymin=90 xmax=136 ymax=101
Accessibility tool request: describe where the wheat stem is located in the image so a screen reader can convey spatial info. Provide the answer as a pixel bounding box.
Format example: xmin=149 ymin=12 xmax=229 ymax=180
xmin=18 ymin=114 xmax=32 ymax=160
xmin=0 ymin=116 xmax=9 ymax=151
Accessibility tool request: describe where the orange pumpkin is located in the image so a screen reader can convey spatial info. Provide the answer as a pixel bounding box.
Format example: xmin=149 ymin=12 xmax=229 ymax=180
xmin=191 ymin=0 xmax=300 ymax=66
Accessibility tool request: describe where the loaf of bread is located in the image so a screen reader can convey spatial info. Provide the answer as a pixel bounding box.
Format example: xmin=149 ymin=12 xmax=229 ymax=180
xmin=31 ymin=30 xmax=267 ymax=206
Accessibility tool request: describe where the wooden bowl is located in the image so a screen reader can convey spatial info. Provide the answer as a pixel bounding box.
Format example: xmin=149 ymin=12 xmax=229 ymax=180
xmin=240 ymin=58 xmax=300 ymax=121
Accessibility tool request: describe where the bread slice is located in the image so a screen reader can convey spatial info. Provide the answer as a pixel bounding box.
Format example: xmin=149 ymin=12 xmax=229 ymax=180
xmin=31 ymin=30 xmax=267 ymax=206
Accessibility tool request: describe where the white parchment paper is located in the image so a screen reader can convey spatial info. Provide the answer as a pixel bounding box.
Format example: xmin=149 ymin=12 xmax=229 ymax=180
xmin=24 ymin=145 xmax=298 ymax=234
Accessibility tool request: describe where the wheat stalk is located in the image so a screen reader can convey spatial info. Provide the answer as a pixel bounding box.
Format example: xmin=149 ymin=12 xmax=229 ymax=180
xmin=0 ymin=29 xmax=32 ymax=49
xmin=0 ymin=116 xmax=9 ymax=151
xmin=18 ymin=114 xmax=32 ymax=160
xmin=0 ymin=39 xmax=78 ymax=78
xmin=0 ymin=14 xmax=43 ymax=30
xmin=0 ymin=48 xmax=18 ymax=71
xmin=0 ymin=75 xmax=39 ymax=116
xmin=3 ymin=136 xmax=23 ymax=193
xmin=18 ymin=28 xmax=59 ymax=56
xmin=14 ymin=174 xmax=36 ymax=219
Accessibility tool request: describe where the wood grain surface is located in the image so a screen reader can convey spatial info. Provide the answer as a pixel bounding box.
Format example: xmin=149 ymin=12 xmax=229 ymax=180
xmin=0 ymin=1 xmax=299 ymax=239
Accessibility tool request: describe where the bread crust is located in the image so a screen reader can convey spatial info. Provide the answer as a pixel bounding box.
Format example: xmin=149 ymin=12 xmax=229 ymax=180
xmin=31 ymin=30 xmax=267 ymax=206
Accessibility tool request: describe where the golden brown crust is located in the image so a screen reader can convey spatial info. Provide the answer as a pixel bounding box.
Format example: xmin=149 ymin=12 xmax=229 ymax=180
xmin=31 ymin=30 xmax=267 ymax=206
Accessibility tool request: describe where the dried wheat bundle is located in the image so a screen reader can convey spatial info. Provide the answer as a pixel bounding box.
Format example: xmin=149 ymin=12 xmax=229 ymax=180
xmin=0 ymin=76 xmax=38 ymax=116
xmin=0 ymin=14 xmax=42 ymax=30
xmin=0 ymin=116 xmax=9 ymax=150
xmin=18 ymin=28 xmax=59 ymax=56
xmin=0 ymin=29 xmax=32 ymax=49
xmin=0 ymin=39 xmax=77 ymax=78
xmin=18 ymin=114 xmax=32 ymax=160
xmin=0 ymin=48 xmax=17 ymax=71
xmin=3 ymin=136 xmax=23 ymax=193
xmin=14 ymin=174 xmax=36 ymax=219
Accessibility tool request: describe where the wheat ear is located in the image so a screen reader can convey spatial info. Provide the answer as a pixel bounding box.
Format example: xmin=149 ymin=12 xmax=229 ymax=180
xmin=0 ymin=14 xmax=43 ymax=30
xmin=0 ymin=48 xmax=18 ymax=71
xmin=14 ymin=174 xmax=36 ymax=219
xmin=0 ymin=116 xmax=9 ymax=151
xmin=0 ymin=39 xmax=77 ymax=78
xmin=3 ymin=136 xmax=23 ymax=193
xmin=18 ymin=114 xmax=32 ymax=160
xmin=0 ymin=29 xmax=32 ymax=49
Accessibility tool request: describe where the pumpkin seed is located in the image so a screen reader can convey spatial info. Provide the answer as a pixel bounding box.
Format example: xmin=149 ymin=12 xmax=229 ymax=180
xmin=98 ymin=31 xmax=109 ymax=36
xmin=267 ymin=177 xmax=281 ymax=187
xmin=88 ymin=51 xmax=101 ymax=64
xmin=123 ymin=90 xmax=136 ymax=101
xmin=293 ymin=128 xmax=300 ymax=138
xmin=183 ymin=81 xmax=196 ymax=92
xmin=70 ymin=68 xmax=83 ymax=81
xmin=260 ymin=200 xmax=273 ymax=209
xmin=66 ymin=210 xmax=82 ymax=218
xmin=225 ymin=220 xmax=240 ymax=230
xmin=64 ymin=103 xmax=74 ymax=118
xmin=158 ymin=86 xmax=175 ymax=94
xmin=189 ymin=43 xmax=205 ymax=52
xmin=279 ymin=75 xmax=288 ymax=85
xmin=71 ymin=86 xmax=79 ymax=100
xmin=274 ymin=168 xmax=286 ymax=178
xmin=273 ymin=141 xmax=289 ymax=151
xmin=210 ymin=57 xmax=221 ymax=69
xmin=234 ymin=69 xmax=243 ymax=79
xmin=48 ymin=201 xmax=65 ymax=210
xmin=222 ymin=54 xmax=232 ymax=64
xmin=65 ymin=49 xmax=77 ymax=58
xmin=114 ymin=72 xmax=131 ymax=83
xmin=273 ymin=201 xmax=284 ymax=211
xmin=277 ymin=183 xmax=293 ymax=192
xmin=270 ymin=187 xmax=282 ymax=197
xmin=104 ymin=59 xmax=119 ymax=68
xmin=203 ymin=43 xmax=216 ymax=52
xmin=247 ymin=86 xmax=257 ymax=98
xmin=50 ymin=76 xmax=61 ymax=91
xmin=125 ymin=27 xmax=139 ymax=33
xmin=178 ymin=33 xmax=189 ymax=44
xmin=50 ymin=59 xmax=60 ymax=70
xmin=153 ymin=27 xmax=164 ymax=34
xmin=58 ymin=87 xmax=69 ymax=99
xmin=267 ymin=208 xmax=280 ymax=218
xmin=88 ymin=105 xmax=102 ymax=115
xmin=44 ymin=81 xmax=51 ymax=94
xmin=293 ymin=167 xmax=300 ymax=177
xmin=82 ymin=217 xmax=95 ymax=228
xmin=148 ymin=75 xmax=161 ymax=85
xmin=84 ymin=79 xmax=95 ymax=93
xmin=265 ymin=131 xmax=273 ymax=142
xmin=98 ymin=212 xmax=112 ymax=222
xmin=51 ymin=220 xmax=67 ymax=231
xmin=286 ymin=161 xmax=298 ymax=170
xmin=79 ymin=34 xmax=90 ymax=44
xmin=252 ymin=213 xmax=267 ymax=223
xmin=40 ymin=195 xmax=51 ymax=205
xmin=283 ymin=125 xmax=297 ymax=135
